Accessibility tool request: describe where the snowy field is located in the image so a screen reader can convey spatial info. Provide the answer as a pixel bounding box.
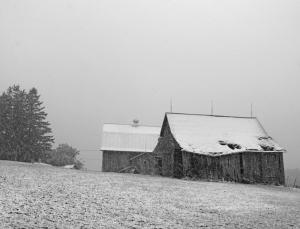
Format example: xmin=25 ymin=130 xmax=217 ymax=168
xmin=0 ymin=160 xmax=299 ymax=228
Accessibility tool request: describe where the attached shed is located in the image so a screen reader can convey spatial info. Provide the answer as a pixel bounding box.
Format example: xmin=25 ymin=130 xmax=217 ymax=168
xmin=154 ymin=113 xmax=285 ymax=185
xmin=101 ymin=121 xmax=160 ymax=174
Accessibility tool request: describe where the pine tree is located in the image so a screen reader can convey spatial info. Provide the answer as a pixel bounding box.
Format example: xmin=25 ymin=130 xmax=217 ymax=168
xmin=0 ymin=85 xmax=27 ymax=160
xmin=25 ymin=88 xmax=54 ymax=161
xmin=0 ymin=90 xmax=10 ymax=159
xmin=0 ymin=85 xmax=54 ymax=161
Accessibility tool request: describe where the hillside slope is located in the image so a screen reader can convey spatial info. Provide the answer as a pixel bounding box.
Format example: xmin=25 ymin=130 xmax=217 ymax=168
xmin=0 ymin=160 xmax=299 ymax=228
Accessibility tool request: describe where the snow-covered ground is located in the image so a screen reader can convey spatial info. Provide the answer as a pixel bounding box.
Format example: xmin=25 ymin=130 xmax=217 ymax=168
xmin=0 ymin=160 xmax=299 ymax=228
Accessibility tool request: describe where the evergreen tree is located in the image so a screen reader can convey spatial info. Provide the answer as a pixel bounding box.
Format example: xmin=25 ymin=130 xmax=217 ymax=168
xmin=0 ymin=90 xmax=10 ymax=159
xmin=0 ymin=85 xmax=54 ymax=161
xmin=0 ymin=85 xmax=27 ymax=160
xmin=25 ymin=88 xmax=54 ymax=161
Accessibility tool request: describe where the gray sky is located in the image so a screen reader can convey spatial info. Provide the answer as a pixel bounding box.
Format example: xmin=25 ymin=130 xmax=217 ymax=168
xmin=1 ymin=0 xmax=299 ymax=170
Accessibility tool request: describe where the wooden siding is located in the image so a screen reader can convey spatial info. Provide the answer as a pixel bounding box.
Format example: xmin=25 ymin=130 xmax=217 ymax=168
xmin=242 ymin=152 xmax=263 ymax=183
xmin=153 ymin=120 xmax=177 ymax=177
xmin=180 ymin=151 xmax=285 ymax=184
xmin=173 ymin=149 xmax=183 ymax=178
xmin=262 ymin=152 xmax=285 ymax=184
xmin=129 ymin=152 xmax=158 ymax=175
xmin=102 ymin=150 xmax=140 ymax=172
xmin=154 ymin=135 xmax=175 ymax=177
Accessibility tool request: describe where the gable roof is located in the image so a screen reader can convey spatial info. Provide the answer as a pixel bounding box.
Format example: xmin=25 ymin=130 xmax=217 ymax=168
xmin=164 ymin=112 xmax=285 ymax=156
xmin=101 ymin=123 xmax=160 ymax=152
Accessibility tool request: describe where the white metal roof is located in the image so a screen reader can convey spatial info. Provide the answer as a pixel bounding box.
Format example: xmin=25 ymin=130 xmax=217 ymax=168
xmin=166 ymin=113 xmax=284 ymax=156
xmin=101 ymin=124 xmax=160 ymax=152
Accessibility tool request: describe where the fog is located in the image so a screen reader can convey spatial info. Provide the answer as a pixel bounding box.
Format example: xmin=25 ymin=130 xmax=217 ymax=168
xmin=1 ymin=0 xmax=299 ymax=170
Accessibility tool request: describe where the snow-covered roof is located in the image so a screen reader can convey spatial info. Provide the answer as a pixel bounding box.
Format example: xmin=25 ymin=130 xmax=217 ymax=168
xmin=165 ymin=113 xmax=285 ymax=156
xmin=101 ymin=123 xmax=160 ymax=152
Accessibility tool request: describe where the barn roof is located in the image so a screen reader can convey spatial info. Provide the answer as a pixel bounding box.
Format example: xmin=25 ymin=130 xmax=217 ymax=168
xmin=164 ymin=112 xmax=285 ymax=156
xmin=101 ymin=123 xmax=160 ymax=152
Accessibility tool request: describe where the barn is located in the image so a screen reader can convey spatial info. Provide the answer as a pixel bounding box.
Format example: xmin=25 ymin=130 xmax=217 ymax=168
xmin=101 ymin=120 xmax=160 ymax=174
xmin=154 ymin=112 xmax=285 ymax=185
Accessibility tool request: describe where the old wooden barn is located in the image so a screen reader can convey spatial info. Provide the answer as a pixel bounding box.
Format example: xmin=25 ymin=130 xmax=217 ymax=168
xmin=101 ymin=120 xmax=160 ymax=174
xmin=154 ymin=112 xmax=285 ymax=185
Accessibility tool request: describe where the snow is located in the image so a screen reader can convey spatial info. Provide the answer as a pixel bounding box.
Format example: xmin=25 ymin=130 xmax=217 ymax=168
xmin=103 ymin=123 xmax=160 ymax=135
xmin=167 ymin=113 xmax=284 ymax=156
xmin=101 ymin=124 xmax=160 ymax=152
xmin=63 ymin=164 xmax=75 ymax=169
xmin=33 ymin=162 xmax=52 ymax=166
xmin=0 ymin=160 xmax=299 ymax=228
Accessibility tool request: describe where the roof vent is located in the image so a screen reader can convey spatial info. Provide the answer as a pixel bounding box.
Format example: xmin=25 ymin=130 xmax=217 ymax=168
xmin=132 ymin=119 xmax=139 ymax=127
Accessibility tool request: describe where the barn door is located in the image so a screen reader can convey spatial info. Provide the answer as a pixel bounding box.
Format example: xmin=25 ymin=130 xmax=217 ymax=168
xmin=173 ymin=149 xmax=183 ymax=178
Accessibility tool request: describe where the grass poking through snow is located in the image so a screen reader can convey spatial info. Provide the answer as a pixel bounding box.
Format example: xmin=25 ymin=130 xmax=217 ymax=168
xmin=0 ymin=160 xmax=299 ymax=228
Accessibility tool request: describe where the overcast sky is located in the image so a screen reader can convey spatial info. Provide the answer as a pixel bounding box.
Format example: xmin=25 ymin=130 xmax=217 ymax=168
xmin=1 ymin=0 xmax=299 ymax=170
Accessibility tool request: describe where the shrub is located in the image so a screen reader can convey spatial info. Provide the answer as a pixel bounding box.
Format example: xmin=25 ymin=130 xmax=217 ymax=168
xmin=43 ymin=144 xmax=84 ymax=169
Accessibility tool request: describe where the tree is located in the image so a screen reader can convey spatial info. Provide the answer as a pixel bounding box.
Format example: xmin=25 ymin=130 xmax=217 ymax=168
xmin=0 ymin=85 xmax=54 ymax=161
xmin=44 ymin=144 xmax=83 ymax=169
xmin=24 ymin=88 xmax=54 ymax=161
xmin=0 ymin=90 xmax=11 ymax=159
xmin=0 ymin=85 xmax=28 ymax=160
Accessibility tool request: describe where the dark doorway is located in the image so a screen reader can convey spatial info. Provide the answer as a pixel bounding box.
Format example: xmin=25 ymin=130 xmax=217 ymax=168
xmin=173 ymin=149 xmax=184 ymax=178
xmin=156 ymin=156 xmax=162 ymax=175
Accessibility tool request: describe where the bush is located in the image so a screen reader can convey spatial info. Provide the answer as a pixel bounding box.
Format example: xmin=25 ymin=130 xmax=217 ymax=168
xmin=43 ymin=144 xmax=84 ymax=169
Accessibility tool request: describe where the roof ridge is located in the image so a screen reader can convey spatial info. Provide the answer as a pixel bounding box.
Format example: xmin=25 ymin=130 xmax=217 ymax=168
xmin=103 ymin=123 xmax=160 ymax=128
xmin=165 ymin=112 xmax=256 ymax=119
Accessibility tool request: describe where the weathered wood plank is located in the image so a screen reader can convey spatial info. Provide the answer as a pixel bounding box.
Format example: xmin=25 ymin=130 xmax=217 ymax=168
xmin=102 ymin=151 xmax=140 ymax=172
